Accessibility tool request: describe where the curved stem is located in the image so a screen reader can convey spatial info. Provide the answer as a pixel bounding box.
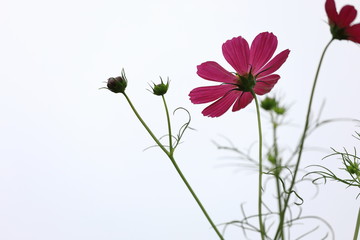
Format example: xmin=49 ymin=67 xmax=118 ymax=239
xmin=274 ymin=38 xmax=334 ymax=240
xmin=353 ymin=207 xmax=360 ymax=240
xmin=252 ymin=91 xmax=265 ymax=240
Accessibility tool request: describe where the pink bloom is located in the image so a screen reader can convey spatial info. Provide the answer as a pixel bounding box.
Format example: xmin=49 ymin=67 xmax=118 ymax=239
xmin=189 ymin=32 xmax=290 ymax=117
xmin=325 ymin=0 xmax=360 ymax=43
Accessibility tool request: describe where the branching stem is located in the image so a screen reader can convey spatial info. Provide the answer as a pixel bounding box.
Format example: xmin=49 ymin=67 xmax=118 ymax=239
xmin=123 ymin=93 xmax=224 ymax=240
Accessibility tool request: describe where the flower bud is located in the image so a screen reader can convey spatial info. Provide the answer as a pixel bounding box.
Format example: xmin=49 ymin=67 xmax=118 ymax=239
xmin=267 ymin=153 xmax=276 ymax=165
xmin=261 ymin=97 xmax=277 ymax=111
xmin=274 ymin=106 xmax=286 ymax=115
xmin=150 ymin=77 xmax=169 ymax=96
xmin=106 ymin=69 xmax=128 ymax=93
xmin=347 ymin=163 xmax=360 ymax=176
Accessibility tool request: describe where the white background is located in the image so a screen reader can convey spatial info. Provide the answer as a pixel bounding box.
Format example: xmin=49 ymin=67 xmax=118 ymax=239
xmin=1 ymin=0 xmax=360 ymax=239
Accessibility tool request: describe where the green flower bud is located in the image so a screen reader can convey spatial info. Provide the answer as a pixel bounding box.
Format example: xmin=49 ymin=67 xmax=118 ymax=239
xmin=107 ymin=69 xmax=127 ymax=93
xmin=274 ymin=106 xmax=286 ymax=115
xmin=151 ymin=77 xmax=169 ymax=96
xmin=261 ymin=97 xmax=277 ymax=111
xmin=347 ymin=163 xmax=360 ymax=175
xmin=267 ymin=153 xmax=276 ymax=165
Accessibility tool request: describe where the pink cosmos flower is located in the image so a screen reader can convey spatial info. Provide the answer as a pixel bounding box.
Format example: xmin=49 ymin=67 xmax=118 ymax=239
xmin=189 ymin=32 xmax=290 ymax=117
xmin=325 ymin=0 xmax=360 ymax=43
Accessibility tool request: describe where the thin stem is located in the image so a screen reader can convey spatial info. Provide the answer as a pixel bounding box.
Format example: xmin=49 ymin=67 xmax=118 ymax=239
xmin=162 ymin=95 xmax=173 ymax=153
xmin=252 ymin=91 xmax=265 ymax=240
xmin=271 ymin=112 xmax=284 ymax=240
xmin=168 ymin=155 xmax=225 ymax=240
xmin=274 ymin=38 xmax=334 ymax=240
xmin=123 ymin=93 xmax=224 ymax=240
xmin=123 ymin=93 xmax=169 ymax=156
xmin=275 ymin=173 xmax=284 ymax=239
xmin=353 ymin=207 xmax=360 ymax=240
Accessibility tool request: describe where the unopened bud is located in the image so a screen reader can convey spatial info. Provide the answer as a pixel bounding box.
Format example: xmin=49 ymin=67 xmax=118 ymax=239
xmin=274 ymin=106 xmax=286 ymax=115
xmin=347 ymin=164 xmax=360 ymax=175
xmin=261 ymin=97 xmax=277 ymax=111
xmin=106 ymin=69 xmax=128 ymax=93
xmin=267 ymin=153 xmax=276 ymax=165
xmin=150 ymin=77 xmax=169 ymax=96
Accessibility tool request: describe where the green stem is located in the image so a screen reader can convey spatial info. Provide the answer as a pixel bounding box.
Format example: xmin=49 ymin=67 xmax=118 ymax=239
xmin=275 ymin=172 xmax=283 ymax=239
xmin=123 ymin=93 xmax=170 ymax=156
xmin=168 ymin=155 xmax=225 ymax=240
xmin=271 ymin=113 xmax=284 ymax=240
xmin=274 ymin=38 xmax=334 ymax=240
xmin=252 ymin=91 xmax=265 ymax=240
xmin=353 ymin=207 xmax=360 ymax=240
xmin=123 ymin=93 xmax=224 ymax=240
xmin=162 ymin=95 xmax=173 ymax=153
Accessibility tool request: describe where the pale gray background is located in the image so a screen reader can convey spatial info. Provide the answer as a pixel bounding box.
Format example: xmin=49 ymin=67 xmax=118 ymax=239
xmin=1 ymin=0 xmax=360 ymax=239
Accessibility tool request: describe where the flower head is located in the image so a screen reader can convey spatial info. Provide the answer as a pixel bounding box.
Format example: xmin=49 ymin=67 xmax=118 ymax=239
xmin=325 ymin=0 xmax=360 ymax=43
xmin=189 ymin=32 xmax=290 ymax=117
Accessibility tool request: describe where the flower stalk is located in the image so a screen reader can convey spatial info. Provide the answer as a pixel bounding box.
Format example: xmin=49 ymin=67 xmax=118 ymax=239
xmin=162 ymin=95 xmax=173 ymax=154
xmin=354 ymin=207 xmax=360 ymax=240
xmin=122 ymin=92 xmax=224 ymax=240
xmin=252 ymin=90 xmax=265 ymax=240
xmin=274 ymin=38 xmax=334 ymax=240
xmin=271 ymin=111 xmax=285 ymax=240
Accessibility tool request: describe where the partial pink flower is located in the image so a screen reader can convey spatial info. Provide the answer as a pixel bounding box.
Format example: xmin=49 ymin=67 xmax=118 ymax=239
xmin=189 ymin=32 xmax=290 ymax=117
xmin=325 ymin=0 xmax=360 ymax=43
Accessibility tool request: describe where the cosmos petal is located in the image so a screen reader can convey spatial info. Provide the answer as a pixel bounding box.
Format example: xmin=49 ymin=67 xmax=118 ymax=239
xmin=201 ymin=90 xmax=239 ymax=117
xmin=232 ymin=92 xmax=254 ymax=112
xmin=325 ymin=0 xmax=338 ymax=24
xmin=222 ymin=36 xmax=250 ymax=75
xmin=189 ymin=84 xmax=235 ymax=104
xmin=338 ymin=5 xmax=357 ymax=28
xmin=254 ymin=74 xmax=280 ymax=95
xmin=197 ymin=61 xmax=238 ymax=83
xmin=256 ymin=49 xmax=290 ymax=78
xmin=249 ymin=32 xmax=278 ymax=74
xmin=347 ymin=23 xmax=360 ymax=43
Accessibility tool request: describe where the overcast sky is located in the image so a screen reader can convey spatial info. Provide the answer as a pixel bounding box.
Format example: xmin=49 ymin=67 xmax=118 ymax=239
xmin=1 ymin=0 xmax=360 ymax=239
